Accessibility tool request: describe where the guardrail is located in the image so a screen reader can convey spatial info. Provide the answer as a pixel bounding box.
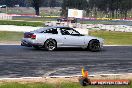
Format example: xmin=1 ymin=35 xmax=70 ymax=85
xmin=0 ymin=13 xmax=12 ymax=20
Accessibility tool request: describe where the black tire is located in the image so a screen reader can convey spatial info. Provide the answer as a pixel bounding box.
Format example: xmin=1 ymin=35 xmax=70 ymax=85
xmin=33 ymin=45 xmax=41 ymax=50
xmin=44 ymin=39 xmax=57 ymax=51
xmin=79 ymin=78 xmax=91 ymax=86
xmin=88 ymin=39 xmax=101 ymax=52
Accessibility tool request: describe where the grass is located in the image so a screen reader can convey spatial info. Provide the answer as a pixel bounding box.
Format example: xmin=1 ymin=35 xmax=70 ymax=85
xmin=13 ymin=17 xmax=58 ymax=22
xmin=0 ymin=31 xmax=23 ymax=42
xmin=0 ymin=82 xmax=131 ymax=88
xmin=0 ymin=20 xmax=44 ymax=27
xmin=89 ymin=30 xmax=132 ymax=45
xmin=82 ymin=20 xmax=132 ymax=26
xmin=0 ymin=31 xmax=132 ymax=45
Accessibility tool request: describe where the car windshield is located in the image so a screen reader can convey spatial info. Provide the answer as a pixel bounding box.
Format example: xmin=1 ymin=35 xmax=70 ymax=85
xmin=66 ymin=29 xmax=80 ymax=35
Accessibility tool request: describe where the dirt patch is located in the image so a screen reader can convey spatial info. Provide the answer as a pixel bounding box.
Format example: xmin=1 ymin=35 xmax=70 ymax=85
xmin=0 ymin=77 xmax=78 ymax=84
xmin=0 ymin=41 xmax=20 ymax=45
xmin=0 ymin=73 xmax=132 ymax=84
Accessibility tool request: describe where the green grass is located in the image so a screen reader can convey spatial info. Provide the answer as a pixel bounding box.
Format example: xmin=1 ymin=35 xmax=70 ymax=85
xmin=13 ymin=17 xmax=57 ymax=22
xmin=89 ymin=30 xmax=132 ymax=45
xmin=0 ymin=83 xmax=55 ymax=88
xmin=0 ymin=31 xmax=23 ymax=42
xmin=0 ymin=20 xmax=44 ymax=27
xmin=82 ymin=20 xmax=132 ymax=26
xmin=0 ymin=82 xmax=131 ymax=88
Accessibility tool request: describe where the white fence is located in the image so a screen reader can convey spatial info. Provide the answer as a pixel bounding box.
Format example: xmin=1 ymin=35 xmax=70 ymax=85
xmin=0 ymin=13 xmax=12 ymax=20
xmin=91 ymin=24 xmax=132 ymax=32
xmin=0 ymin=25 xmax=42 ymax=32
xmin=45 ymin=21 xmax=132 ymax=33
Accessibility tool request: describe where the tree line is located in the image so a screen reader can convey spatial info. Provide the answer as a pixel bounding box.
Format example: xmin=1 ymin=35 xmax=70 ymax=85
xmin=0 ymin=0 xmax=62 ymax=7
xmin=62 ymin=0 xmax=132 ymax=19
xmin=0 ymin=0 xmax=62 ymax=15
xmin=0 ymin=0 xmax=132 ymax=18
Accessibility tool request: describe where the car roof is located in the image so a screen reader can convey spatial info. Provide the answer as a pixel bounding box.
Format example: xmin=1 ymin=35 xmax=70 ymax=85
xmin=48 ymin=26 xmax=69 ymax=29
xmin=31 ymin=26 xmax=70 ymax=33
xmin=43 ymin=26 xmax=71 ymax=30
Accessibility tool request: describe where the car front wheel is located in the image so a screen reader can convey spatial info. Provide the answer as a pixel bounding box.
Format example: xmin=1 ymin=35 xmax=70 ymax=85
xmin=88 ymin=40 xmax=101 ymax=52
xmin=44 ymin=39 xmax=57 ymax=51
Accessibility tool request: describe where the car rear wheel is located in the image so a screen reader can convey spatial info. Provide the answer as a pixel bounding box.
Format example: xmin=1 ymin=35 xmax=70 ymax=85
xmin=88 ymin=40 xmax=101 ymax=52
xmin=44 ymin=39 xmax=57 ymax=51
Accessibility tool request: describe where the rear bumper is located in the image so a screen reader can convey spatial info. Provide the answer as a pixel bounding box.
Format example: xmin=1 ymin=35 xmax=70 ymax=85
xmin=21 ymin=40 xmax=32 ymax=47
xmin=21 ymin=39 xmax=43 ymax=47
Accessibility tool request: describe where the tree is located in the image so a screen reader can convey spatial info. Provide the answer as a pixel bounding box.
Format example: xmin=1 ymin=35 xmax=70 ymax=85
xmin=88 ymin=0 xmax=132 ymax=18
xmin=28 ymin=0 xmax=43 ymax=16
xmin=49 ymin=0 xmax=56 ymax=8
xmin=119 ymin=0 xmax=132 ymax=19
xmin=0 ymin=0 xmax=19 ymax=7
xmin=61 ymin=0 xmax=68 ymax=16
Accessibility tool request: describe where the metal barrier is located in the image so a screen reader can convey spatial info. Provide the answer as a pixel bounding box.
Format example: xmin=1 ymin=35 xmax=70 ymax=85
xmin=0 ymin=13 xmax=12 ymax=20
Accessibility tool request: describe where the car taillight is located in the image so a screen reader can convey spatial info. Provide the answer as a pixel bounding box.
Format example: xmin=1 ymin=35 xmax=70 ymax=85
xmin=31 ymin=34 xmax=36 ymax=39
xmin=24 ymin=32 xmax=33 ymax=38
xmin=24 ymin=32 xmax=36 ymax=39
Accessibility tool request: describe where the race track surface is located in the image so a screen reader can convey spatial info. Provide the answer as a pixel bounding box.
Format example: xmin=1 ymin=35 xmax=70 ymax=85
xmin=0 ymin=45 xmax=132 ymax=77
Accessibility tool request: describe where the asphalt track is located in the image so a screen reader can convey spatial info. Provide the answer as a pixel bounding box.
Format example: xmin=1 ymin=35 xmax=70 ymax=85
xmin=0 ymin=45 xmax=132 ymax=77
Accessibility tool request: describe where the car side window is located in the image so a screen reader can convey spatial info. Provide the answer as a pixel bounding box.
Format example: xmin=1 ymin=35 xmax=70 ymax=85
xmin=60 ymin=28 xmax=70 ymax=35
xmin=43 ymin=28 xmax=58 ymax=34
xmin=60 ymin=28 xmax=81 ymax=36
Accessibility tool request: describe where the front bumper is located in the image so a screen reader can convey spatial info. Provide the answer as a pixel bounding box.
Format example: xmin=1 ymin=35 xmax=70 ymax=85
xmin=100 ymin=42 xmax=104 ymax=49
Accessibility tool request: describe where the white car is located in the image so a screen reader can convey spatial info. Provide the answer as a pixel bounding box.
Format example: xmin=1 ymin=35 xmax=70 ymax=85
xmin=21 ymin=26 xmax=104 ymax=52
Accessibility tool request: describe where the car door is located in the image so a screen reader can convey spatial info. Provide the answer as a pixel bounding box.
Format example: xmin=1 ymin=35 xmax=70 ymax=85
xmin=60 ymin=27 xmax=85 ymax=47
